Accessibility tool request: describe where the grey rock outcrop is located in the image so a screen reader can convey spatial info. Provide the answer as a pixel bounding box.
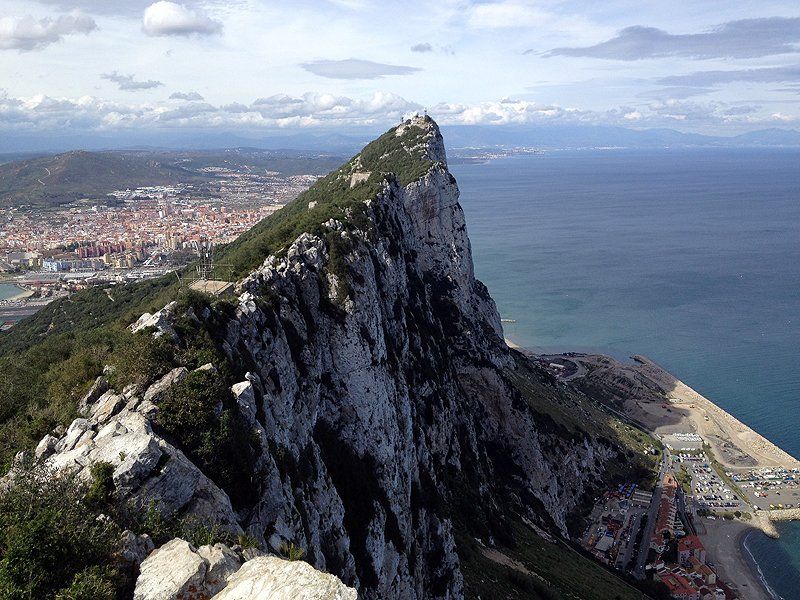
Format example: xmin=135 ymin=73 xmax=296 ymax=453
xmin=214 ymin=556 xmax=357 ymax=600
xmin=132 ymin=539 xmax=355 ymax=600
xmin=40 ymin=386 xmax=241 ymax=534
xmin=133 ymin=539 xmax=207 ymax=600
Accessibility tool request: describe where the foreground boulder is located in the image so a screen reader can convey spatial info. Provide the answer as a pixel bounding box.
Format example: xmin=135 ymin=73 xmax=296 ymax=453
xmin=213 ymin=556 xmax=357 ymax=600
xmin=132 ymin=538 xmax=355 ymax=600
xmin=134 ymin=539 xmax=207 ymax=600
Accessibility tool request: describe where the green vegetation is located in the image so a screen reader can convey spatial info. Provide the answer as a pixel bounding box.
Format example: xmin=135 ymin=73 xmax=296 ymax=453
xmin=217 ymin=118 xmax=436 ymax=278
xmin=507 ymin=353 xmax=661 ymax=492
xmin=0 ymin=461 xmax=122 ymax=599
xmin=278 ymin=542 xmax=306 ymax=562
xmin=457 ymin=520 xmax=650 ymax=600
xmin=0 ymin=457 xmax=250 ymax=600
xmin=676 ymin=465 xmax=692 ymax=496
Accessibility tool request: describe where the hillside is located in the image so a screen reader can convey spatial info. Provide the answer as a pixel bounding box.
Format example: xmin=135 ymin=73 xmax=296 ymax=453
xmin=0 ymin=116 xmax=659 ymax=599
xmin=0 ymin=149 xmax=342 ymax=209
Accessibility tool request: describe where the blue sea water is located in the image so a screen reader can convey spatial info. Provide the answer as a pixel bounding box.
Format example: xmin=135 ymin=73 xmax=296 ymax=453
xmin=450 ymin=148 xmax=800 ymax=599
xmin=0 ymin=283 xmax=18 ymax=301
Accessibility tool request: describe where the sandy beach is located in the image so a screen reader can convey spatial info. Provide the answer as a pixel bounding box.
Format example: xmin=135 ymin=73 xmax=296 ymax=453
xmin=537 ymin=352 xmax=800 ymax=471
xmin=699 ymin=519 xmax=772 ymax=600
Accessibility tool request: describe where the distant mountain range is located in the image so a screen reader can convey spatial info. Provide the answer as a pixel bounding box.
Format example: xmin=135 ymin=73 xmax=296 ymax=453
xmin=0 ymin=149 xmax=343 ymax=209
xmin=1 ymin=124 xmax=798 ymax=209
xmin=2 ymin=124 xmax=800 ymax=155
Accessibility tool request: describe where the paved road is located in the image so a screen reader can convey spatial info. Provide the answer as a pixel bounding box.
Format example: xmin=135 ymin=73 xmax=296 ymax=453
xmin=618 ymin=511 xmax=643 ymax=571
xmin=633 ymin=454 xmax=668 ymax=579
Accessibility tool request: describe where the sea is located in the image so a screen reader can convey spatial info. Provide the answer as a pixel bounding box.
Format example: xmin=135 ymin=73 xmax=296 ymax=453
xmin=0 ymin=282 xmax=20 ymax=301
xmin=450 ymin=148 xmax=800 ymax=600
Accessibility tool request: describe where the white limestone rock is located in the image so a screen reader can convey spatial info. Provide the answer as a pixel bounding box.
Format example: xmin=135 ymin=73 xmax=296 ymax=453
xmin=212 ymin=556 xmax=357 ymax=600
xmin=143 ymin=366 xmax=188 ymax=404
xmin=131 ymin=301 xmax=178 ymax=340
xmin=133 ymin=538 xmax=207 ymax=600
xmin=197 ymin=543 xmax=241 ymax=596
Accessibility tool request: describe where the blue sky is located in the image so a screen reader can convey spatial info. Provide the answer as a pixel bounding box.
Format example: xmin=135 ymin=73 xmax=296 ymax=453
xmin=1 ymin=0 xmax=799 ymax=138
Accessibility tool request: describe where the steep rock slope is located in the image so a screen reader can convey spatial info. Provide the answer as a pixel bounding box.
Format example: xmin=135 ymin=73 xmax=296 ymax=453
xmin=34 ymin=116 xmax=645 ymax=599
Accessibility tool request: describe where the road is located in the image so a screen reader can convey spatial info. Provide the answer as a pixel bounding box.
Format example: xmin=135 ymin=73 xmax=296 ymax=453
xmin=633 ymin=453 xmax=668 ymax=578
xmin=37 ymin=166 xmax=51 ymax=187
xmin=618 ymin=511 xmax=643 ymax=571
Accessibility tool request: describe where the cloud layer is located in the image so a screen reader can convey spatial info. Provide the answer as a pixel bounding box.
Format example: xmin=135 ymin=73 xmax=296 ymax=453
xmin=0 ymin=88 xmax=793 ymax=136
xmin=0 ymin=13 xmax=97 ymax=51
xmin=660 ymin=65 xmax=800 ymax=86
xmin=545 ymin=17 xmax=800 ymax=60
xmin=142 ymin=1 xmax=222 ymax=37
xmin=301 ymin=59 xmax=421 ymax=80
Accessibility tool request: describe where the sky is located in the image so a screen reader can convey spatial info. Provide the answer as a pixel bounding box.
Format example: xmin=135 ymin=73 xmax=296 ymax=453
xmin=1 ymin=0 xmax=799 ymax=144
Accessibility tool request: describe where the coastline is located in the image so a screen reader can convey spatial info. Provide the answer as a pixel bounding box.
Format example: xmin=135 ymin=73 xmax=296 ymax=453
xmin=0 ymin=283 xmax=33 ymax=303
xmin=506 ymin=340 xmax=799 ymax=600
xmin=698 ymin=519 xmax=772 ymax=600
xmin=741 ymin=529 xmax=781 ymax=600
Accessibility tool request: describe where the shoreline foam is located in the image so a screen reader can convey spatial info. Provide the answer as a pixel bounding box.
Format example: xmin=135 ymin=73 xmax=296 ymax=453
xmin=742 ymin=529 xmax=782 ymax=600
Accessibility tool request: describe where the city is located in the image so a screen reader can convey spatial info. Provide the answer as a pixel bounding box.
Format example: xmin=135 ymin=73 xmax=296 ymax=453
xmin=0 ymin=163 xmax=324 ymax=328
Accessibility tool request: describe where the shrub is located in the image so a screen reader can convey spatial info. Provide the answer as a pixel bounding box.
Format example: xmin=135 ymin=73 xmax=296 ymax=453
xmin=54 ymin=566 xmax=117 ymax=600
xmin=278 ymin=542 xmax=306 ymax=562
xmin=85 ymin=462 xmax=115 ymax=509
xmin=0 ymin=461 xmax=119 ymax=599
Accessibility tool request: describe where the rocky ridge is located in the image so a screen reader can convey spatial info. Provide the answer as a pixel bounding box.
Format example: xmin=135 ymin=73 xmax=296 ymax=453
xmin=30 ymin=116 xmax=634 ymax=599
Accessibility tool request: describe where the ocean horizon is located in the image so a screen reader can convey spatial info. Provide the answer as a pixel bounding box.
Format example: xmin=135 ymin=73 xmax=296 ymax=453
xmin=451 ymin=147 xmax=800 ymax=600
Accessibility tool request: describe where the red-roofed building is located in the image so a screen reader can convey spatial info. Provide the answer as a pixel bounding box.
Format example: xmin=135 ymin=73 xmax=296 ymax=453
xmin=679 ymin=535 xmax=706 ymax=566
xmin=658 ymin=571 xmax=700 ymax=600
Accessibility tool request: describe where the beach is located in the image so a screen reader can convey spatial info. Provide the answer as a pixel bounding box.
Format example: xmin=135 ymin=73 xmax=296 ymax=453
xmin=518 ymin=347 xmax=799 ymax=600
xmin=699 ymin=519 xmax=772 ymax=600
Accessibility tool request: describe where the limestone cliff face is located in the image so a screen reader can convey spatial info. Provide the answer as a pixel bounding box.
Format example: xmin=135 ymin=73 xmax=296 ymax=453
xmin=38 ymin=117 xmax=613 ymax=599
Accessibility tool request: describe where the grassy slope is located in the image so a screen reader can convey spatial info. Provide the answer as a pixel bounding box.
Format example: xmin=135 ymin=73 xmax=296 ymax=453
xmin=458 ymin=520 xmax=648 ymax=600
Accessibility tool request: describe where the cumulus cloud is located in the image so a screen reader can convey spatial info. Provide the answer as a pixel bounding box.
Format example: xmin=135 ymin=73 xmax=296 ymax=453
xmin=411 ymin=42 xmax=433 ymax=53
xmin=0 ymin=12 xmax=97 ymax=51
xmin=170 ymin=91 xmax=204 ymax=101
xmin=0 ymin=90 xmax=420 ymax=132
xmin=301 ymin=59 xmax=421 ymax=80
xmin=142 ymin=1 xmax=222 ymax=37
xmin=101 ymin=72 xmax=164 ymax=91
xmin=659 ymin=65 xmax=800 ymax=86
xmin=544 ymin=17 xmax=800 ymax=60
xmin=0 ymin=89 xmax=794 ymax=134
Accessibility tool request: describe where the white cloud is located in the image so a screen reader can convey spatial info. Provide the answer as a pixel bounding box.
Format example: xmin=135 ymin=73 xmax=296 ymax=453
xmin=0 ymin=88 xmax=795 ymax=135
xmin=142 ymin=1 xmax=222 ymax=37
xmin=301 ymin=59 xmax=421 ymax=80
xmin=0 ymin=12 xmax=96 ymax=51
xmin=101 ymin=72 xmax=163 ymax=91
xmin=170 ymin=91 xmax=205 ymax=101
